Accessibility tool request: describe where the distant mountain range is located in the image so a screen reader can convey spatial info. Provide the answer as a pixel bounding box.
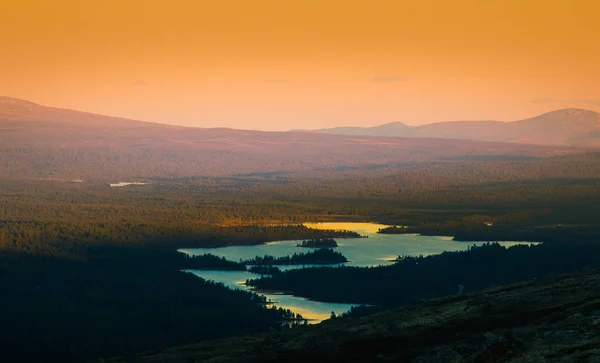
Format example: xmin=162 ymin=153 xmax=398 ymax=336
xmin=0 ymin=96 xmax=586 ymax=180
xmin=298 ymin=109 xmax=600 ymax=146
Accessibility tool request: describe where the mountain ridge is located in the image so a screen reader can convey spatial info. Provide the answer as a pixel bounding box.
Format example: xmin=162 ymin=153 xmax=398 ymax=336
xmin=301 ymin=108 xmax=600 ymax=146
xmin=0 ymin=96 xmax=587 ymax=180
xmin=3 ymin=96 xmax=599 ymax=145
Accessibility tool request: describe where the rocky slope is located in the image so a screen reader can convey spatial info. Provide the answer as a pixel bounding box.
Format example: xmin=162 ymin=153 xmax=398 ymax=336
xmin=102 ymin=269 xmax=600 ymax=363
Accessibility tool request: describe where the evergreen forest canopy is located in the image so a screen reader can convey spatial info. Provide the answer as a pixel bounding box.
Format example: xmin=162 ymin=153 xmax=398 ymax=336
xmin=2 ymin=151 xmax=600 ymax=259
xmin=181 ymin=249 xmax=348 ymax=271
xmin=297 ymin=238 xmax=339 ymax=248
xmin=243 ymin=248 xmax=347 ymax=266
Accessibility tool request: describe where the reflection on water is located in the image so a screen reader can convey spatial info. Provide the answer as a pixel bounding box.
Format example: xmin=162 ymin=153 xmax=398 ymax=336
xmin=181 ymin=222 xmax=538 ymax=323
xmin=183 ymin=269 xmax=355 ymax=322
xmin=304 ymin=222 xmax=386 ymax=235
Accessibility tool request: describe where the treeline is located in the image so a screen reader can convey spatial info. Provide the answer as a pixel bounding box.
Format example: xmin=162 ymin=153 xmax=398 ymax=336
xmin=378 ymin=223 xmax=600 ymax=244
xmin=181 ymin=254 xmax=247 ymax=270
xmin=182 ymin=249 xmax=349 ymax=271
xmin=0 ymin=218 xmax=359 ymax=259
xmin=248 ymin=265 xmax=283 ymax=275
xmin=378 ymin=226 xmax=409 ymax=234
xmin=244 ymin=249 xmax=348 ymax=266
xmin=297 ymin=238 xmax=338 ymax=248
xmin=246 ymin=239 xmax=600 ymax=307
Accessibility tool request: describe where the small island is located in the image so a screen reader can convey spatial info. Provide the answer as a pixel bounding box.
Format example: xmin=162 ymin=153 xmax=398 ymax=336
xmin=248 ymin=265 xmax=283 ymax=275
xmin=377 ymin=226 xmax=410 ymax=234
xmin=182 ymin=254 xmax=247 ymax=271
xmin=244 ymin=248 xmax=348 ymax=266
xmin=297 ymin=238 xmax=338 ymax=248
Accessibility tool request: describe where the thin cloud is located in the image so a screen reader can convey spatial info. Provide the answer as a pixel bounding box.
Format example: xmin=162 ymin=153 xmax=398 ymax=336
xmin=264 ymin=78 xmax=290 ymax=83
xmin=370 ymin=76 xmax=408 ymax=83
xmin=572 ymin=99 xmax=600 ymax=106
xmin=531 ymin=97 xmax=600 ymax=107
xmin=531 ymin=97 xmax=557 ymax=104
xmin=133 ymin=80 xmax=149 ymax=87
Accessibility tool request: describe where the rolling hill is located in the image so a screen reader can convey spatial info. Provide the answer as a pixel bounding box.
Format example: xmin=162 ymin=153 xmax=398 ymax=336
xmin=0 ymin=96 xmax=585 ymax=181
xmin=306 ymin=109 xmax=600 ymax=146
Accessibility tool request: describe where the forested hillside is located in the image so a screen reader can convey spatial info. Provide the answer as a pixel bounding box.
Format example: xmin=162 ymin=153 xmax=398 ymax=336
xmin=0 ymin=247 xmax=305 ymax=363
xmin=103 ymin=269 xmax=600 ymax=363
xmin=0 ymin=97 xmax=585 ymax=180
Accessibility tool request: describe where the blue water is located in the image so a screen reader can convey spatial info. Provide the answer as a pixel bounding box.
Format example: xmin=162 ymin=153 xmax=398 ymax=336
xmin=181 ymin=222 xmax=536 ymax=323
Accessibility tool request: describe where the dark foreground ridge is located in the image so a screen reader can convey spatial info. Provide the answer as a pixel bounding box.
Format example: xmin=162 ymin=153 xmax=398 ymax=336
xmin=103 ymin=269 xmax=600 ymax=363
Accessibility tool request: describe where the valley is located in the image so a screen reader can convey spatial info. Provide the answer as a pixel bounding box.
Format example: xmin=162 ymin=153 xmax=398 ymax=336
xmin=2 ymin=98 xmax=600 ymax=363
xmin=4 ymin=2 xmax=600 ymax=362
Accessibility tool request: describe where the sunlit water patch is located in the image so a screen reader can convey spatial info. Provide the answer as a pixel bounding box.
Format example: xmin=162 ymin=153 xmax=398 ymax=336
xmin=181 ymin=222 xmax=538 ymax=323
xmin=109 ymin=182 xmax=148 ymax=187
xmin=184 ymin=269 xmax=354 ymax=322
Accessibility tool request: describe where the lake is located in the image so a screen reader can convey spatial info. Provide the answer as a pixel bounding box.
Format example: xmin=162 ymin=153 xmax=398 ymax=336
xmin=181 ymin=222 xmax=536 ymax=323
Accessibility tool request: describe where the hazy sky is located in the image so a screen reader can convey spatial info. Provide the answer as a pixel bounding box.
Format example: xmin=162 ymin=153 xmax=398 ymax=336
xmin=1 ymin=0 xmax=599 ymax=130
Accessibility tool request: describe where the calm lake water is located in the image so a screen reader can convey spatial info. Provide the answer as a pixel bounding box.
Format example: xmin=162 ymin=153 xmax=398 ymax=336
xmin=181 ymin=222 xmax=536 ymax=323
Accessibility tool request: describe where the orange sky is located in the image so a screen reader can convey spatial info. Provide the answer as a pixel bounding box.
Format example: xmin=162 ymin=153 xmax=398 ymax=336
xmin=1 ymin=0 xmax=599 ymax=130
